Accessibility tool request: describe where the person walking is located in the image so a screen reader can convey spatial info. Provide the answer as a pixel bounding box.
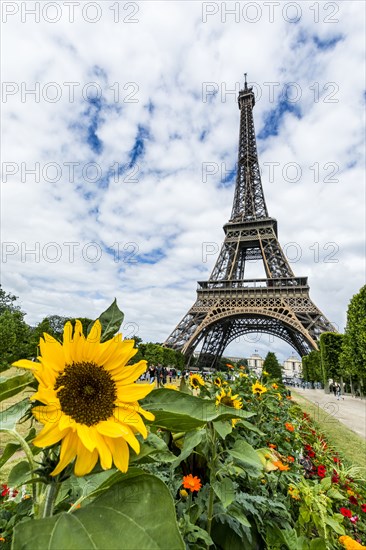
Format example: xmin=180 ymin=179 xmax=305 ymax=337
xmin=332 ymin=383 xmax=337 ymax=398
xmin=336 ymin=383 xmax=343 ymax=400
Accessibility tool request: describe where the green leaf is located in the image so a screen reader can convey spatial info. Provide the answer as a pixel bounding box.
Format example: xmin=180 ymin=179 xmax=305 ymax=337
xmin=227 ymin=440 xmax=263 ymax=471
xmin=213 ymin=478 xmax=235 ymax=509
xmin=13 ymin=472 xmax=185 ymax=549
xmin=143 ymin=388 xmax=255 ymax=431
xmin=320 ymin=476 xmax=332 ymax=491
xmin=0 ymin=428 xmax=38 ymax=469
xmin=131 ymin=433 xmax=176 ymax=464
xmin=309 ymin=539 xmax=327 ymax=550
xmin=183 ymin=516 xmax=214 ymax=546
xmin=299 ymin=508 xmax=311 ymax=523
xmin=327 ymin=488 xmax=344 ymax=500
xmin=92 ymin=299 xmax=124 ymax=342
xmin=172 ymin=429 xmax=204 ymax=468
xmin=324 ymin=516 xmax=345 ymax=535
xmin=8 ymin=461 xmax=30 ymax=487
xmin=226 ymin=503 xmax=251 ymax=528
xmin=214 ymin=420 xmax=232 ymax=439
xmin=237 ymin=420 xmax=265 ymax=436
xmin=0 ymin=372 xmax=34 ymax=402
xmin=266 ymin=526 xmax=307 ymax=550
xmin=0 ymin=398 xmax=29 ymax=432
xmin=0 ymin=442 xmax=20 ymax=468
xmin=211 ymin=517 xmax=253 ymax=550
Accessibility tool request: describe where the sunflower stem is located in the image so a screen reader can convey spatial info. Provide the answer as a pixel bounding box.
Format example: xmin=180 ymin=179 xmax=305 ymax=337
xmin=42 ymin=481 xmax=60 ymax=518
xmin=206 ymin=422 xmax=216 ymax=548
xmin=8 ymin=429 xmax=39 ymax=517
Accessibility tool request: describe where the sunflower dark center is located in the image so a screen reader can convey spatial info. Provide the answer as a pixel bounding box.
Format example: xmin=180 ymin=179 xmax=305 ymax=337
xmin=191 ymin=379 xmax=199 ymax=387
xmin=221 ymin=396 xmax=234 ymax=407
xmin=55 ymin=362 xmax=117 ymax=426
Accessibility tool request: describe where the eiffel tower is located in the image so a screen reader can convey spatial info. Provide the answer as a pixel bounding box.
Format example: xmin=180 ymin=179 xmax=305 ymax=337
xmin=165 ymin=76 xmax=335 ymax=369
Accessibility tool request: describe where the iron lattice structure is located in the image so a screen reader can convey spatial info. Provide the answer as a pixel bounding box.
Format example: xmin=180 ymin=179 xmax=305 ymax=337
xmin=165 ymin=79 xmax=335 ymax=369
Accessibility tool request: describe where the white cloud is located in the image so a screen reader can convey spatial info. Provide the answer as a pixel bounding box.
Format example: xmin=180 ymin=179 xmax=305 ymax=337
xmin=1 ymin=1 xmax=365 ymax=363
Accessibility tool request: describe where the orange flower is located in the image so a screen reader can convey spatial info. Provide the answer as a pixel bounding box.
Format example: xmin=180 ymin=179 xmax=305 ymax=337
xmin=226 ymin=363 xmax=234 ymax=369
xmin=183 ymin=474 xmax=202 ymax=492
xmin=285 ymin=422 xmax=295 ymax=432
xmin=272 ymin=383 xmax=278 ymax=389
xmin=287 ymin=456 xmax=295 ymax=463
xmin=286 ymin=395 xmax=292 ymax=400
xmin=268 ymin=443 xmax=277 ymax=449
xmin=272 ymin=460 xmax=290 ymax=471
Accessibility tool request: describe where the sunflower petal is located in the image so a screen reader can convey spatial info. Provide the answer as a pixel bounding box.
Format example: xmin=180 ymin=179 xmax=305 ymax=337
xmin=32 ymin=404 xmax=61 ymax=424
xmin=106 ymin=436 xmax=129 ymax=473
xmin=39 ymin=336 xmax=64 ymax=371
xmin=51 ymin=431 xmax=78 ymax=476
xmin=96 ymin=420 xmax=140 ymax=454
xmin=74 ymin=441 xmax=98 ymax=477
xmin=58 ymin=413 xmax=75 ymax=432
xmin=116 ymin=383 xmax=154 ymax=403
xmin=113 ymin=361 xmax=148 ymax=385
xmin=82 ymin=320 xmax=102 ymax=362
xmin=70 ymin=320 xmax=85 ymax=363
xmin=31 ymin=386 xmax=59 ymax=405
xmin=113 ymin=408 xmax=147 ymax=438
xmin=76 ymin=424 xmax=97 ymax=452
xmin=62 ymin=321 xmax=73 ymax=365
xmin=12 ymin=359 xmax=39 ymax=370
xmin=96 ymin=334 xmax=122 ymax=365
xmin=94 ymin=432 xmax=112 ymax=470
xmin=33 ymin=423 xmax=68 ymax=448
xmin=103 ymin=341 xmax=138 ymax=371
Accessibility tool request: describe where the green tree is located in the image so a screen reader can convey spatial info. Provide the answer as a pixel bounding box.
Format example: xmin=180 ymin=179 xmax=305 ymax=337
xmin=302 ymin=351 xmax=322 ymax=383
xmin=0 ymin=285 xmax=21 ymax=314
xmin=319 ymin=332 xmax=343 ymax=383
xmin=0 ymin=289 xmax=32 ymax=369
xmin=340 ymin=286 xmax=366 ymax=378
xmin=262 ymin=352 xmax=282 ymax=381
xmin=340 ymin=286 xmax=366 ymax=395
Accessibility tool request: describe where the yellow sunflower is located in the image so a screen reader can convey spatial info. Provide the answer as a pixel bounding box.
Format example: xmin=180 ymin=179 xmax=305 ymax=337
xmin=213 ymin=376 xmax=222 ymax=387
xmin=252 ymin=381 xmax=267 ymax=396
xmin=189 ymin=373 xmax=205 ymax=389
xmin=13 ymin=320 xmax=154 ymax=477
xmin=216 ymin=387 xmax=243 ymax=427
xmin=216 ymin=387 xmax=243 ymax=410
xmin=164 ymin=383 xmax=178 ymax=391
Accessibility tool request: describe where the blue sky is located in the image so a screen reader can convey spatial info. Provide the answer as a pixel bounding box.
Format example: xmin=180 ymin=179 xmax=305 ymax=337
xmin=2 ymin=2 xmax=365 ymax=362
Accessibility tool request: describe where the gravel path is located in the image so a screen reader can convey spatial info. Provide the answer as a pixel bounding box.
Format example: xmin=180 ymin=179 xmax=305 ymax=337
xmin=290 ymin=388 xmax=366 ymax=440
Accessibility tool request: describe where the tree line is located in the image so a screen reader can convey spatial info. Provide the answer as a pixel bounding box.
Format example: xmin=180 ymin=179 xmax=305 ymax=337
xmin=302 ymin=285 xmax=366 ymax=395
xmin=0 ymin=286 xmax=185 ymax=371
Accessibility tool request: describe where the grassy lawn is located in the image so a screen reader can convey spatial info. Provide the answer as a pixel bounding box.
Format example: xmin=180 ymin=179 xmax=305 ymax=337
xmin=292 ymin=391 xmax=366 ymax=470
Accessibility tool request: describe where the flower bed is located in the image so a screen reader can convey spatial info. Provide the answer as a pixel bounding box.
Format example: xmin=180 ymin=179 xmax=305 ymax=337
xmin=0 ymin=303 xmax=365 ymax=550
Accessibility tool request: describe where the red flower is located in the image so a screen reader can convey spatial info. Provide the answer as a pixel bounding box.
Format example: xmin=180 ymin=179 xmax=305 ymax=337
xmin=1 ymin=485 xmax=9 ymax=497
xmin=361 ymin=504 xmax=366 ymax=513
xmin=333 ymin=456 xmax=340 ymax=464
xmin=340 ymin=507 xmax=352 ymax=518
xmin=317 ymin=465 xmax=326 ymax=478
xmin=308 ymin=451 xmax=316 ymax=458
xmin=304 ymin=444 xmax=312 ymax=451
xmin=349 ymin=496 xmax=358 ymax=505
xmin=331 ymin=471 xmax=340 ymax=483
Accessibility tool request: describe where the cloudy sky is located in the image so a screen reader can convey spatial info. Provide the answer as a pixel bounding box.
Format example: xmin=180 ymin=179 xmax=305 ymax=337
xmin=1 ymin=1 xmax=365 ymax=362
